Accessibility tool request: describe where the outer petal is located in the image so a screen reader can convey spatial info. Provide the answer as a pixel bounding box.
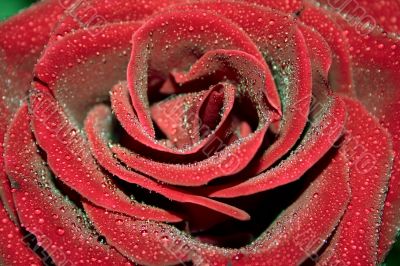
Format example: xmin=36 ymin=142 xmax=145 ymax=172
xmin=300 ymin=3 xmax=353 ymax=95
xmin=319 ymin=98 xmax=393 ymax=265
xmin=84 ymin=202 xmax=192 ymax=266
xmin=0 ymin=201 xmax=41 ymax=266
xmin=314 ymin=5 xmax=400 ymax=260
xmin=244 ymin=0 xmax=304 ymax=13
xmin=0 ymin=0 xmax=74 ymax=226
xmin=315 ymin=0 xmax=400 ymax=33
xmin=83 ymin=149 xmax=350 ymax=266
xmin=4 ymin=104 xmax=133 ymax=265
xmin=34 ymin=21 xmax=141 ymax=123
xmin=49 ymin=0 xmax=182 ymax=44
xmin=29 ymin=89 xmax=181 ymax=222
xmin=0 ymin=0 xmax=73 ymax=87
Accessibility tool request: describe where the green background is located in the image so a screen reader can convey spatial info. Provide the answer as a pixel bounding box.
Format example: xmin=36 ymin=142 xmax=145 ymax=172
xmin=0 ymin=0 xmax=36 ymax=19
xmin=0 ymin=0 xmax=399 ymax=265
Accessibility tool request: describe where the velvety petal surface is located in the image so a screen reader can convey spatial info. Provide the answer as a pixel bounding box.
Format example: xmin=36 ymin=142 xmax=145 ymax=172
xmin=4 ymin=104 xmax=133 ymax=265
xmin=83 ymin=149 xmax=350 ymax=265
xmin=319 ymin=98 xmax=393 ymax=265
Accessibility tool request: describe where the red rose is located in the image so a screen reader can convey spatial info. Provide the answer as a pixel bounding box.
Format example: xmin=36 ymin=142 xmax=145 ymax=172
xmin=0 ymin=0 xmax=399 ymax=265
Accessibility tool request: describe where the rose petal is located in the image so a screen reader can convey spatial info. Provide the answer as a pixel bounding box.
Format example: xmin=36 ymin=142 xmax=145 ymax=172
xmin=113 ymin=126 xmax=267 ymax=186
xmin=228 ymin=150 xmax=350 ymax=266
xmin=210 ymin=90 xmax=346 ymax=198
xmin=173 ymin=2 xmax=313 ymax=173
xmin=0 ymin=0 xmax=75 ymax=225
xmin=318 ymin=8 xmax=400 ymax=260
xmin=300 ymin=3 xmax=354 ymax=95
xmin=0 ymin=0 xmax=73 ymax=94
xmin=84 ymin=104 xmax=250 ymax=221
xmin=4 ymin=103 xmax=133 ymax=265
xmin=0 ymin=171 xmax=17 ymax=224
xmin=113 ymin=49 xmax=277 ymax=186
xmin=150 ymin=83 xmax=235 ymax=150
xmin=151 ymin=89 xmax=208 ymax=148
xmin=0 ymin=102 xmax=18 ymax=222
xmin=171 ymin=49 xmax=280 ymax=117
xmin=126 ymin=10 xmax=269 ymax=138
xmin=34 ymin=21 xmax=141 ymax=123
xmin=84 ymin=202 xmax=190 ymax=266
xmin=112 ymin=46 xmax=276 ymax=157
xmin=298 ymin=23 xmax=332 ymax=78
xmin=315 ymin=0 xmax=400 ymax=33
xmin=318 ymin=97 xmax=393 ymax=265
xmin=49 ymin=0 xmax=182 ymax=44
xmin=111 ymin=82 xmax=239 ymax=159
xmin=245 ymin=0 xmax=304 ymax=13
xmin=29 ymin=89 xmax=181 ymax=222
xmin=0 ymin=201 xmax=41 ymax=266
xmin=83 ymin=149 xmax=350 ymax=265
xmin=0 ymin=84 xmax=20 ymax=223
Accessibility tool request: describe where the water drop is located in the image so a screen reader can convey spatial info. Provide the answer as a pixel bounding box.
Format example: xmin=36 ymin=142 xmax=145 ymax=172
xmin=56 ymin=228 xmax=65 ymax=236
xmin=141 ymin=229 xmax=148 ymax=236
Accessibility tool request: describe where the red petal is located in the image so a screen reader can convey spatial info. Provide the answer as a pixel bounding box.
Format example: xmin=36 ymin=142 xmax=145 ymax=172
xmin=229 ymin=151 xmax=350 ymax=266
xmin=171 ymin=49 xmax=280 ymax=116
xmin=111 ymin=82 xmax=239 ymax=157
xmin=126 ymin=10 xmax=267 ymax=138
xmin=0 ymin=0 xmax=75 ymax=223
xmin=34 ymin=21 xmax=141 ymax=123
xmin=150 ymin=83 xmax=235 ymax=149
xmin=318 ymin=9 xmax=400 ymax=260
xmin=4 ymin=104 xmax=133 ymax=265
xmin=0 ymin=0 xmax=73 ymax=78
xmin=298 ymin=23 xmax=332 ymax=78
xmin=374 ymin=57 xmax=400 ymax=261
xmin=111 ymin=82 xmax=177 ymax=153
xmin=0 ymin=107 xmax=18 ymax=222
xmin=151 ymin=90 xmax=207 ymax=148
xmin=300 ymin=3 xmax=354 ymax=95
xmin=318 ymin=98 xmax=393 ymax=265
xmin=84 ymin=202 xmax=190 ymax=266
xmin=49 ymin=0 xmax=181 ymax=44
xmin=0 ymin=171 xmax=17 ymax=223
xmin=173 ymin=2 xmax=313 ymax=173
xmin=0 ymin=0 xmax=70 ymax=96
xmin=112 ymin=47 xmax=276 ymax=156
xmin=83 ymin=149 xmax=350 ymax=265
xmin=0 ymin=1 xmax=76 ymax=138
xmin=210 ymin=91 xmax=346 ymax=198
xmin=115 ymin=48 xmax=278 ymax=186
xmin=84 ymin=104 xmax=250 ymax=221
xmin=315 ymin=0 xmax=400 ymax=33
xmin=29 ymin=89 xmax=181 ymax=222
xmin=244 ymin=0 xmax=304 ymax=13
xmin=113 ymin=126 xmax=267 ymax=186
xmin=0 ymin=200 xmax=41 ymax=266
